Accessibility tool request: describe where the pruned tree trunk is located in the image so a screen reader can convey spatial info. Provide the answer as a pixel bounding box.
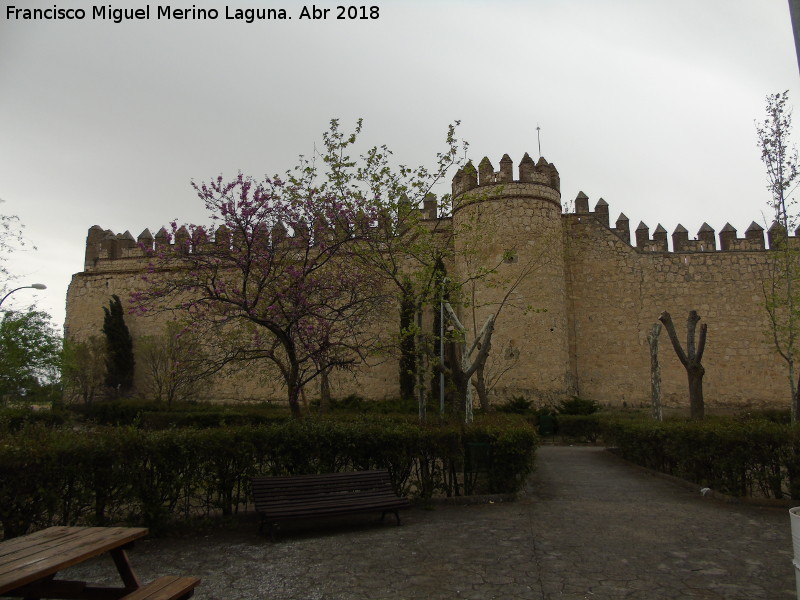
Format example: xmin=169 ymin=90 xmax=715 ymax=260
xmin=474 ymin=362 xmax=490 ymax=412
xmin=658 ymin=310 xmax=707 ymax=420
xmin=445 ymin=339 xmax=468 ymax=414
xmin=442 ymin=302 xmax=495 ymax=423
xmin=687 ymin=363 xmax=705 ymax=420
xmin=648 ymin=322 xmax=663 ymax=421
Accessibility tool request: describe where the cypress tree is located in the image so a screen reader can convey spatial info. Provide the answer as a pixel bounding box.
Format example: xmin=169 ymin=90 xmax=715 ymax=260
xmin=102 ymin=294 xmax=135 ymax=395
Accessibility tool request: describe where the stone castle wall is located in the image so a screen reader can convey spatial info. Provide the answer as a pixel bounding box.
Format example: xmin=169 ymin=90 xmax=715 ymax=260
xmin=564 ymin=208 xmax=784 ymax=408
xmin=66 ymin=216 xmax=449 ymax=404
xmin=65 ymin=152 xmax=792 ymax=410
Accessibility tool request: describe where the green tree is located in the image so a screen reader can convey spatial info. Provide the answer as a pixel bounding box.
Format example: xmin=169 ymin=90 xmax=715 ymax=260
xmin=758 ymin=90 xmax=800 ymax=422
xmin=0 ymin=310 xmax=61 ymax=402
xmin=138 ymin=322 xmax=216 ymax=406
xmin=102 ymin=295 xmax=135 ymax=395
xmin=0 ymin=201 xmax=32 ymax=297
xmin=301 ymin=120 xmax=466 ymax=419
xmin=62 ymin=336 xmax=106 ymax=404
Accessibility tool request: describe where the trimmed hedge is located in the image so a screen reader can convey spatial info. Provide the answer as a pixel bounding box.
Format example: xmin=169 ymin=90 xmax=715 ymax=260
xmin=0 ymin=407 xmax=72 ymax=432
xmin=0 ymin=415 xmax=537 ymax=538
xmin=64 ymin=400 xmax=289 ymax=429
xmin=554 ymin=414 xmax=602 ymax=443
xmin=603 ymin=417 xmax=797 ymax=500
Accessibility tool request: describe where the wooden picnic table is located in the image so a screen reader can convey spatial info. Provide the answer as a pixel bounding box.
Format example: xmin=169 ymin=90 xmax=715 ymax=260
xmin=0 ymin=526 xmax=149 ymax=599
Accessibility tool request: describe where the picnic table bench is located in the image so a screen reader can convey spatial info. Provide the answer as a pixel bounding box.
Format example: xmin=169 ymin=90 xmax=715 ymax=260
xmin=251 ymin=470 xmax=411 ymax=540
xmin=120 ymin=575 xmax=200 ymax=600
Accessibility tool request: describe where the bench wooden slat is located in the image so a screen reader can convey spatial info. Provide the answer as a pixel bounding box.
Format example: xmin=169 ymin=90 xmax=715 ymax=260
xmin=264 ymin=496 xmax=403 ymax=509
xmin=253 ymin=471 xmax=392 ymax=490
xmin=256 ymin=489 xmax=402 ymax=507
xmin=263 ymin=499 xmax=410 ymax=518
xmin=260 ymin=489 xmax=407 ymax=505
xmin=121 ymin=576 xmax=200 ymax=600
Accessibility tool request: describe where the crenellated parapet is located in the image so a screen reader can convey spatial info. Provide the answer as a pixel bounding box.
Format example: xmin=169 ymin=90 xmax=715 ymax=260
xmin=452 ymin=152 xmax=560 ymax=198
xmin=81 ymin=194 xmax=447 ymax=271
xmin=566 ymin=192 xmax=779 ymax=254
xmin=84 ymin=225 xmax=151 ymax=269
xmin=574 ymin=191 xmax=610 ymax=228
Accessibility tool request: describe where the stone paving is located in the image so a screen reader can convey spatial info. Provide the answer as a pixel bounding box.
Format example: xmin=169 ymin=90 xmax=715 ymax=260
xmin=62 ymin=446 xmax=796 ymax=599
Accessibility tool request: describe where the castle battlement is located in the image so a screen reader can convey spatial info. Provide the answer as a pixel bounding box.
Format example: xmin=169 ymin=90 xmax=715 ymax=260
xmin=565 ymin=191 xmax=793 ymax=254
xmin=83 ymin=153 xmax=796 ymax=271
xmin=82 ymin=195 xmax=446 ymax=271
xmin=451 ymin=153 xmax=560 ymax=197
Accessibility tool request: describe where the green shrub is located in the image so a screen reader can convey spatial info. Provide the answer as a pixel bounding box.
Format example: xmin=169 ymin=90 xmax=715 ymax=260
xmin=68 ymin=400 xmax=290 ymax=429
xmin=328 ymin=394 xmax=366 ymax=411
xmin=737 ymin=408 xmax=791 ymax=425
xmin=470 ymin=415 xmax=538 ymax=493
xmin=315 ymin=395 xmax=422 ymax=415
xmin=0 ymin=406 xmax=71 ymax=432
xmin=69 ymin=399 xmax=153 ymax=426
xmin=496 ymin=396 xmax=533 ymax=414
xmin=139 ymin=409 xmax=287 ymax=429
xmin=556 ymin=414 xmax=601 ymax=442
xmin=603 ymin=417 xmax=794 ymax=499
xmin=558 ymin=396 xmax=600 ymax=415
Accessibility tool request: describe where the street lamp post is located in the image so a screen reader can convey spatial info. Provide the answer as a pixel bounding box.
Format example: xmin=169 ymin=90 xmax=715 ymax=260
xmin=0 ymin=283 xmax=47 ymax=307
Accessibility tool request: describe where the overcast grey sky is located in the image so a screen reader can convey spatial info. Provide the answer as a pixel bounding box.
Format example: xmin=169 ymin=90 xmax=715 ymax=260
xmin=0 ymin=0 xmax=797 ymax=324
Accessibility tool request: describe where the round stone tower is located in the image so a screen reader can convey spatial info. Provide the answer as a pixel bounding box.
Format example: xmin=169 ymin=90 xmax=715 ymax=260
xmin=451 ymin=152 xmax=571 ymax=404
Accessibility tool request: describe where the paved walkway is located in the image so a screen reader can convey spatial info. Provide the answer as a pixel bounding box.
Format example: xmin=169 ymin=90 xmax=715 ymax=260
xmin=63 ymin=446 xmax=796 ymax=599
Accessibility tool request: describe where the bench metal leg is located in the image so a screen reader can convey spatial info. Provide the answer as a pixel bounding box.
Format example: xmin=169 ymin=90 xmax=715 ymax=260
xmin=380 ymin=510 xmax=401 ymax=525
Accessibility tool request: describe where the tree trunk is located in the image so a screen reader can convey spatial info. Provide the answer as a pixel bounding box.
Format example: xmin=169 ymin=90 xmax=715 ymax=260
xmin=445 ymin=339 xmax=468 ymax=415
xmin=658 ymin=310 xmax=707 ymax=420
xmin=648 ymin=322 xmax=663 ymax=421
xmin=474 ymin=362 xmax=490 ymax=412
xmin=416 ymin=308 xmax=427 ymax=422
xmin=399 ymin=289 xmax=416 ymax=402
xmin=319 ymin=368 xmax=331 ymax=413
xmin=687 ymin=363 xmax=705 ymax=420
xmin=288 ymin=381 xmax=302 ymax=418
xmin=792 ymin=368 xmax=800 ymax=424
xmin=441 ymin=303 xmax=495 ymax=424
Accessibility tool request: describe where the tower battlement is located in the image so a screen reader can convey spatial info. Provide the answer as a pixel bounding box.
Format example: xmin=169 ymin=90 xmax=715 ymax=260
xmin=451 ymin=152 xmax=560 ymax=197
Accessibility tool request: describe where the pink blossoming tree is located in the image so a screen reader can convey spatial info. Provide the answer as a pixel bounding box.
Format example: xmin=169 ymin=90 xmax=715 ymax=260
xmin=132 ymin=153 xmax=391 ymax=417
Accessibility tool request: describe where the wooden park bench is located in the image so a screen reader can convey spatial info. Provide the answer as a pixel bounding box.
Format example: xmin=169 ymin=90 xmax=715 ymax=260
xmin=251 ymin=470 xmax=411 ymax=540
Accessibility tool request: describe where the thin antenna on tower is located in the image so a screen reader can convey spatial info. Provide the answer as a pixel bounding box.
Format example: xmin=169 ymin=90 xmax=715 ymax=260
xmin=536 ymin=124 xmax=542 ymax=158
